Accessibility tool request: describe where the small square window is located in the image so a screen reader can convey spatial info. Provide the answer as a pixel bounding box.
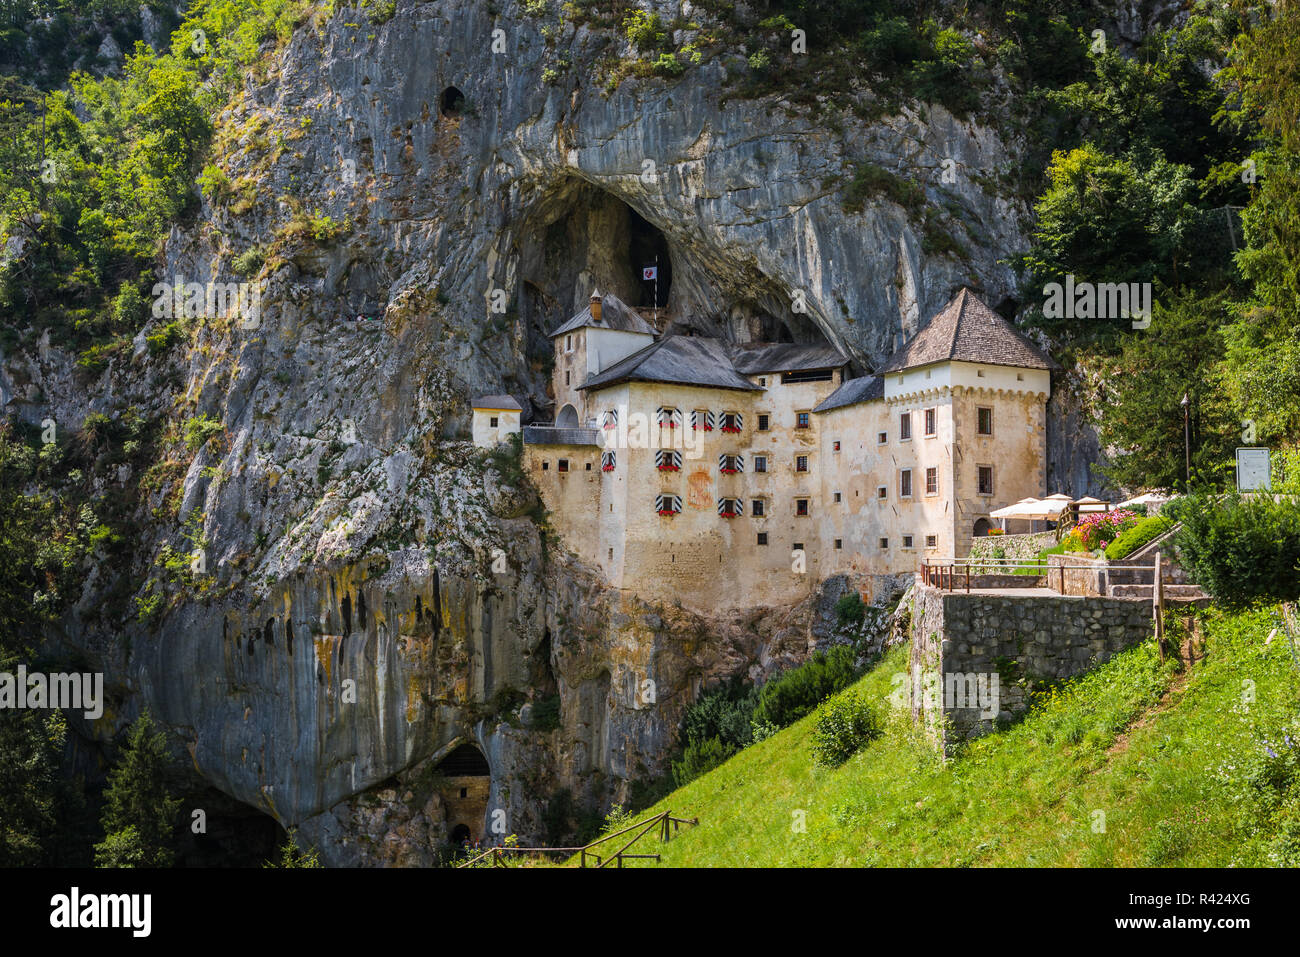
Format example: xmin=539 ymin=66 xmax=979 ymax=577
xmin=902 ymin=535 xmax=913 ymax=548
xmin=460 ymin=787 xmax=468 ymax=799
xmin=758 ymin=414 xmax=770 ymax=431
xmin=759 ymin=377 xmax=767 ymax=387
xmin=558 ymin=459 xmax=569 ymax=473
xmin=877 ymin=486 xmax=887 ymax=499
xmin=877 ymin=431 xmax=888 ymax=445
xmin=1016 ymin=372 xmax=1025 ymax=381
xmin=542 ymin=461 xmax=549 ymax=471
xmin=489 ymin=416 xmax=498 ymax=428
xmin=796 ymin=412 xmax=810 ymax=429
xmin=926 ymin=535 xmax=937 ymax=548
xmin=751 ymin=499 xmax=765 ymax=517
xmin=833 ymin=491 xmax=842 ymax=503
xmin=977 ymin=369 xmax=985 ymax=378
xmin=879 ymin=537 xmax=889 ymax=549
xmin=757 ymin=532 xmax=768 ymax=545
xmin=796 ymin=498 xmax=809 ymax=516
xmin=833 ymin=440 xmax=841 ymax=452
xmin=834 ymin=539 xmax=842 ymax=550
xmin=754 ymin=455 xmax=768 ymax=473
xmin=796 ymin=455 xmax=809 ymax=473
xmin=793 ymin=542 xmax=804 ymax=553
xmin=585 ymin=462 xmax=592 ymax=470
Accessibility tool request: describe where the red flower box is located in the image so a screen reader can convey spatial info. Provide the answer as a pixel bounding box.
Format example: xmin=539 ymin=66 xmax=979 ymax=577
xmin=720 ymin=468 xmax=738 ymax=474
xmin=658 ymin=509 xmax=677 ymax=516
xmin=692 ymin=424 xmax=714 ymax=431
xmin=657 ymin=464 xmax=680 ymax=472
xmin=721 ymin=426 xmax=741 ymax=433
xmin=602 ymin=465 xmax=615 ymax=472
xmin=719 ymin=510 xmax=738 ymax=518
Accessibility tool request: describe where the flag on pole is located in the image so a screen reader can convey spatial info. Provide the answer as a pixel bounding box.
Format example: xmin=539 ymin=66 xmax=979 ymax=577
xmin=642 ymin=266 xmax=658 ymax=281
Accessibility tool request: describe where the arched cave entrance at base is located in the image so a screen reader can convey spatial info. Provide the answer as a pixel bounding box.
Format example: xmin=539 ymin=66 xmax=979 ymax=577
xmin=436 ymin=743 xmax=491 ymax=847
xmin=628 ymin=207 xmax=671 ymax=307
xmin=556 ymin=403 xmax=579 ymax=429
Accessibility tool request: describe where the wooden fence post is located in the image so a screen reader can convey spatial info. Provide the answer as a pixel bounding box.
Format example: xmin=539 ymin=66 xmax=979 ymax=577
xmin=1153 ymin=550 xmax=1165 ymax=662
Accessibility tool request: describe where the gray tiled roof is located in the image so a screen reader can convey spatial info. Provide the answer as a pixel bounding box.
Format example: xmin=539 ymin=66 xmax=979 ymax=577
xmin=472 ymin=394 xmax=522 ymax=410
xmin=729 ymin=342 xmax=848 ymax=374
xmin=579 ymin=335 xmax=763 ymax=393
xmin=522 ymin=425 xmax=601 ymax=446
xmin=880 ymin=288 xmax=1057 ymax=373
xmin=548 ymin=292 xmax=658 ymax=338
xmin=813 ymin=375 xmax=884 ymax=412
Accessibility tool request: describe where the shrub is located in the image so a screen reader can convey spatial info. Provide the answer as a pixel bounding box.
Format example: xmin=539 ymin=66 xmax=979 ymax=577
xmin=811 ymin=691 xmax=881 ymax=767
xmin=834 ymin=590 xmax=865 ymax=627
xmin=1104 ymin=514 xmax=1174 ymax=560
xmin=1073 ymin=509 xmax=1140 ymax=551
xmin=183 ymin=414 xmax=224 ymax=451
xmin=529 ymin=694 xmax=561 ymax=732
xmin=842 ymin=162 xmax=925 ymax=215
xmin=752 ymin=645 xmax=859 ymax=729
xmin=1176 ymin=493 xmax=1300 ymax=607
xmin=672 ymin=736 xmax=730 ymax=787
xmin=681 ymin=677 xmax=759 ymax=753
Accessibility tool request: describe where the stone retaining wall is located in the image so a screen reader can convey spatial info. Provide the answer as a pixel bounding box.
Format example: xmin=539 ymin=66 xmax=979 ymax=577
xmin=909 ymin=582 xmax=1154 ymax=749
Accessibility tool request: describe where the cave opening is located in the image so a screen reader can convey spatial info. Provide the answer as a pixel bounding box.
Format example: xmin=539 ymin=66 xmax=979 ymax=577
xmin=627 ymin=207 xmax=671 ymax=307
xmin=435 ymin=743 xmax=491 ymax=847
xmin=439 ymin=86 xmax=465 ymax=118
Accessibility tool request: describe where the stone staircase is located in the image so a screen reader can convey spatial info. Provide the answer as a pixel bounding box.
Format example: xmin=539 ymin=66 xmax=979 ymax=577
xmin=1105 ymin=523 xmax=1210 ymax=605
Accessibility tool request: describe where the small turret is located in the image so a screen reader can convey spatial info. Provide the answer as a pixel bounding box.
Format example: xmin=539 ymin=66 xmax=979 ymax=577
xmin=589 ymin=289 xmax=602 ymax=323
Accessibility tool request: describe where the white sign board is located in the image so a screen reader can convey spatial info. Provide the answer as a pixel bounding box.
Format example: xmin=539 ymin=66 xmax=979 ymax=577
xmin=1237 ymin=447 xmax=1271 ymax=491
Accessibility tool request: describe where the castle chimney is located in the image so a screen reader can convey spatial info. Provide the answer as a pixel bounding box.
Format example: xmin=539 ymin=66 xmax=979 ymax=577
xmin=589 ymin=289 xmax=602 ymax=323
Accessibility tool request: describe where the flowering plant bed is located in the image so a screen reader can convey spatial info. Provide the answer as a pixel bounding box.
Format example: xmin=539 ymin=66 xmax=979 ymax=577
xmin=719 ymin=511 xmax=739 ymax=518
xmin=602 ymin=465 xmax=615 ymax=472
xmin=720 ymin=467 xmax=739 ymax=474
xmin=658 ymin=509 xmax=678 ymax=516
xmin=657 ymin=464 xmax=680 ymax=472
xmin=720 ymin=426 xmax=741 ymax=433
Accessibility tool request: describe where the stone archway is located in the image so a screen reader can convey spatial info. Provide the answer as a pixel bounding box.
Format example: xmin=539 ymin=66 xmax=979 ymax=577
xmin=556 ymin=403 xmax=579 ymax=428
xmin=436 ymin=743 xmax=490 ymax=846
xmin=973 ymin=518 xmax=992 ymax=537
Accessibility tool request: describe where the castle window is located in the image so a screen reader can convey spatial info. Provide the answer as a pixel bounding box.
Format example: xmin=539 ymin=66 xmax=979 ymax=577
xmin=782 ymin=368 xmax=833 ymax=384
xmin=795 ymin=412 xmax=810 ymax=429
xmin=833 ymin=491 xmax=842 ymax=503
xmin=795 ymin=498 xmax=809 ymax=516
xmin=751 ymin=499 xmax=765 ymax=517
xmin=691 ymin=409 xmax=714 ymax=432
xmin=585 ymin=462 xmax=592 ymax=470
xmin=1016 ymin=372 xmax=1024 ymax=381
xmin=720 ymin=411 xmax=743 ymax=433
xmin=753 ymin=455 xmax=768 ymax=473
xmin=879 ymin=538 xmax=889 ymax=549
xmin=900 ymin=469 xmax=913 ymax=498
xmin=489 ymin=416 xmax=498 ymax=428
xmin=565 ymin=335 xmax=573 ymax=352
xmin=717 ymin=498 xmax=743 ymax=518
xmin=602 ymin=409 xmax=619 ymax=430
xmin=834 ymin=539 xmax=842 ymax=550
xmin=656 ymin=407 xmax=681 ymax=429
xmin=565 ymin=370 xmax=570 ymax=385
xmin=926 ymin=534 xmax=937 ymax=547
xmin=877 ymin=431 xmax=887 ymax=445
xmin=757 ymin=414 xmax=770 ymax=431
xmin=925 ymin=467 xmax=938 ymax=495
xmin=903 ymin=534 xmax=914 ymax=548
xmin=795 ymin=454 xmax=809 ymax=473
xmin=601 ymin=451 xmax=616 ymax=472
xmin=977 ymin=369 xmax=985 ymax=377
xmin=793 ymin=542 xmax=804 ymax=553
xmin=719 ymin=453 xmax=744 ymax=474
xmin=655 ymin=494 xmax=682 ymax=516
xmin=757 ymin=532 xmax=768 ymax=545
xmin=833 ymin=440 xmax=841 ymax=452
xmin=759 ymin=377 xmax=767 ymax=387
xmin=977 ymin=407 xmax=993 ymax=435
xmin=924 ymin=408 xmax=936 ymax=436
xmin=655 ymin=450 xmax=682 ymax=472
xmin=977 ymin=465 xmax=994 ymax=496
xmin=900 ymin=412 xmax=912 ymax=440
xmin=542 ymin=461 xmax=549 ymax=471
xmin=558 ymin=459 xmax=569 ymax=473
xmin=877 ymin=485 xmax=887 ymax=499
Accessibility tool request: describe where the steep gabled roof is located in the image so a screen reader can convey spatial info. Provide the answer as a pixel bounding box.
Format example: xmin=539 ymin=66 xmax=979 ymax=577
xmin=729 ymin=342 xmax=848 ymax=374
xmin=548 ymin=291 xmax=658 ymax=338
xmin=471 ymin=394 xmax=522 ymax=411
xmin=879 ymin=288 xmax=1057 ymax=373
xmin=579 ymin=335 xmax=762 ymax=393
xmin=813 ymin=375 xmax=884 ymax=412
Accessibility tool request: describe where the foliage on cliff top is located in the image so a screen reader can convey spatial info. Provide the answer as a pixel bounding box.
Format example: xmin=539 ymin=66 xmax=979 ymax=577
xmin=612 ymin=607 xmax=1300 ymax=866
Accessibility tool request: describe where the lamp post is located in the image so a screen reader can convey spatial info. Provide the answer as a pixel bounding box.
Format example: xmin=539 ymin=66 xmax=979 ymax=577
xmin=1180 ymin=392 xmax=1191 ymax=490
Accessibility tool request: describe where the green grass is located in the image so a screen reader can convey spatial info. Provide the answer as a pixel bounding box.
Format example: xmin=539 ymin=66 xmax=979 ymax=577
xmin=592 ymin=607 xmax=1300 ymax=867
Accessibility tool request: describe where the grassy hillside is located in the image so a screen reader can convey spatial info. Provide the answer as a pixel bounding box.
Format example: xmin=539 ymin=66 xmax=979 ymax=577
xmin=606 ymin=608 xmax=1300 ymax=867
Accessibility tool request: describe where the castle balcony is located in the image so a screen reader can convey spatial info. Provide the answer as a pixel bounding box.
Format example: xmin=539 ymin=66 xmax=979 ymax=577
xmin=523 ymin=424 xmax=602 ymax=446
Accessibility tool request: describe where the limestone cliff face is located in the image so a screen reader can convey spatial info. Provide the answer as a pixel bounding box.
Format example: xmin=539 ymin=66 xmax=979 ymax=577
xmin=6 ymin=1 xmax=1111 ymax=863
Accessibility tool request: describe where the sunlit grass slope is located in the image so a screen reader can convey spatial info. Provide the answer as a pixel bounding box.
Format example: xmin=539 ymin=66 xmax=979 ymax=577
xmin=622 ymin=608 xmax=1299 ymax=866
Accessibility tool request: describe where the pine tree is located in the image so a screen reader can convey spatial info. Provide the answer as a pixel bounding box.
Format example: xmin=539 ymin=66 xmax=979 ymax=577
xmin=94 ymin=710 xmax=181 ymax=868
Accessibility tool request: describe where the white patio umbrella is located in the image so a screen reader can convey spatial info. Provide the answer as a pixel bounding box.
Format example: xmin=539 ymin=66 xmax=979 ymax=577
xmin=1116 ymin=491 xmax=1173 ymax=509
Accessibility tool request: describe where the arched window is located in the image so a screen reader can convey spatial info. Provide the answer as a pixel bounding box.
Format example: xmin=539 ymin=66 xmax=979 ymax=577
xmin=556 ymin=404 xmax=579 ymax=429
xmin=973 ymin=518 xmax=992 ymax=537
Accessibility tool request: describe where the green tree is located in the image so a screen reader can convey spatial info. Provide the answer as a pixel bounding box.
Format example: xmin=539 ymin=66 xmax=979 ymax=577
xmin=94 ymin=709 xmax=181 ymax=868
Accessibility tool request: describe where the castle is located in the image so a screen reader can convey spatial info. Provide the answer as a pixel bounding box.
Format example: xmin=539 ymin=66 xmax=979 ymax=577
xmin=472 ymin=288 xmax=1056 ymax=610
